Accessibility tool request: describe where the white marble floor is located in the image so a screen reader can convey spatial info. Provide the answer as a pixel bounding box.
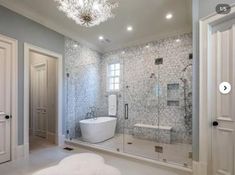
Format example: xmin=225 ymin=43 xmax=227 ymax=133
xmin=74 ymin=134 xmax=192 ymax=167
xmin=0 ymin=137 xmax=192 ymax=175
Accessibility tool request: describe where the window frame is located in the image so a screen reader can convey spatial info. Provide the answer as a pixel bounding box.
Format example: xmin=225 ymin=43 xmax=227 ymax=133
xmin=107 ymin=62 xmax=121 ymax=92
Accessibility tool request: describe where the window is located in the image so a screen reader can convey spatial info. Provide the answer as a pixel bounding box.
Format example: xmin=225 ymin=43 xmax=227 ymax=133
xmin=108 ymin=63 xmax=120 ymax=91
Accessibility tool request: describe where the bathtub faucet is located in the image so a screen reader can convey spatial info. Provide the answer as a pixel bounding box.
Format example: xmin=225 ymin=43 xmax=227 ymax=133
xmin=86 ymin=106 xmax=98 ymax=119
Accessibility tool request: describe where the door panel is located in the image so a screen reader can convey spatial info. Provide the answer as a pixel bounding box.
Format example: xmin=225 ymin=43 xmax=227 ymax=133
xmin=211 ymin=25 xmax=235 ymax=175
xmin=214 ymin=127 xmax=234 ymax=175
xmin=0 ymin=40 xmax=11 ymax=163
xmin=0 ymin=114 xmax=10 ymax=163
xmin=32 ymin=63 xmax=48 ymax=138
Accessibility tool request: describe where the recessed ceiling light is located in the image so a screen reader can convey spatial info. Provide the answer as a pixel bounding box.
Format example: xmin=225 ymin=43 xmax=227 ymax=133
xmin=127 ymin=26 xmax=133 ymax=31
xmin=99 ymin=36 xmax=104 ymax=40
xmin=122 ymin=51 xmax=125 ymax=54
xmin=176 ymin=39 xmax=181 ymax=43
xmin=145 ymin=44 xmax=150 ymax=48
xmin=73 ymin=44 xmax=78 ymax=48
xmin=166 ymin=13 xmax=173 ymax=19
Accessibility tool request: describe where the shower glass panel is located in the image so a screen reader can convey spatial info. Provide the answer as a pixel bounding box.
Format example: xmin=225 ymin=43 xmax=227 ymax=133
xmin=122 ymin=52 xmax=160 ymax=161
xmin=64 ymin=42 xmax=125 ymax=152
xmin=65 ymin=63 xmax=101 ymax=140
xmin=122 ymin=34 xmax=193 ymax=167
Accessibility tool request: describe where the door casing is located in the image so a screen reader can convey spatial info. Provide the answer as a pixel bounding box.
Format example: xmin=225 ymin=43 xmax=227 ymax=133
xmin=0 ymin=34 xmax=18 ymax=161
xmin=199 ymin=5 xmax=235 ymax=175
xmin=24 ymin=43 xmax=63 ymax=158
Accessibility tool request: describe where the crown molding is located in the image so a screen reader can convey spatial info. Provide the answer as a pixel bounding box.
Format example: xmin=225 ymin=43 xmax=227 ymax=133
xmin=0 ymin=1 xmax=102 ymax=53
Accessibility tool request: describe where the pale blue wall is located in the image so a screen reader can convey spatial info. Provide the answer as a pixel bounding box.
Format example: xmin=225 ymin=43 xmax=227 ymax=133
xmin=0 ymin=6 xmax=65 ymax=145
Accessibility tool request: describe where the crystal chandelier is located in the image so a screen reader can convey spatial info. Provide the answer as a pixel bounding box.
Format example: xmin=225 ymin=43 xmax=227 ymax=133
xmin=55 ymin=0 xmax=118 ymax=27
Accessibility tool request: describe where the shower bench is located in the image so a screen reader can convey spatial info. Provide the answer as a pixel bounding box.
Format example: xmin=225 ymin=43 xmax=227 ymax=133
xmin=133 ymin=123 xmax=172 ymax=144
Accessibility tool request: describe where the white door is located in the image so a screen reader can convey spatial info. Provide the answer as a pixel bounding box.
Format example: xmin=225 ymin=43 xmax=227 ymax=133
xmin=0 ymin=38 xmax=11 ymax=163
xmin=31 ymin=62 xmax=48 ymax=138
xmin=210 ymin=23 xmax=235 ymax=175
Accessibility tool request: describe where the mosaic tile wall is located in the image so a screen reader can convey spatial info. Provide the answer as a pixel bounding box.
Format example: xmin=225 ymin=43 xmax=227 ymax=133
xmin=64 ymin=38 xmax=102 ymax=138
xmin=99 ymin=33 xmax=192 ymax=144
xmin=65 ymin=33 xmax=192 ymax=144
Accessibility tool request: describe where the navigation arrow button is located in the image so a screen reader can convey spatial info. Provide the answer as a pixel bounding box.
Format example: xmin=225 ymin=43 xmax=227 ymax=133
xmin=219 ymin=82 xmax=231 ymax=94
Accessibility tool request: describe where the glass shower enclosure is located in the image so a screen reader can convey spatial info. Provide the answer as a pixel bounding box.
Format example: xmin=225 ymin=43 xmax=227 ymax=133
xmin=122 ymin=42 xmax=193 ymax=167
xmin=65 ymin=34 xmax=193 ymax=168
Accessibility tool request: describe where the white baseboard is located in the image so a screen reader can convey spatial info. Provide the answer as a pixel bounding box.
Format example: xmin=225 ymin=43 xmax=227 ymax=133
xmin=24 ymin=143 xmax=29 ymax=158
xmin=192 ymin=161 xmax=200 ymax=175
xmin=14 ymin=134 xmax=65 ymax=160
xmin=192 ymin=161 xmax=207 ymax=175
xmin=57 ymin=134 xmax=65 ymax=146
xmin=16 ymin=145 xmax=24 ymax=159
xmin=16 ymin=144 xmax=28 ymax=160
xmin=47 ymin=132 xmax=65 ymax=146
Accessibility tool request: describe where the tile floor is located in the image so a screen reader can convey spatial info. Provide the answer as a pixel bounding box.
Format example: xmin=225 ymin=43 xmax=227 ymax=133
xmin=73 ymin=134 xmax=192 ymax=167
xmin=0 ymin=137 xmax=192 ymax=175
xmin=29 ymin=136 xmax=55 ymax=152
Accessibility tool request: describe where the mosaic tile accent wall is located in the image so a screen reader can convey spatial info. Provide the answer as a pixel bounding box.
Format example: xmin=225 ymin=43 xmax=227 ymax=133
xmin=100 ymin=33 xmax=192 ymax=144
xmin=64 ymin=38 xmax=102 ymax=138
xmin=65 ymin=33 xmax=192 ymax=144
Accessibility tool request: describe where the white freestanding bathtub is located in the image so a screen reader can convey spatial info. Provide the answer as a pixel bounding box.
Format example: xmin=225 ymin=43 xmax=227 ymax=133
xmin=80 ymin=117 xmax=117 ymax=143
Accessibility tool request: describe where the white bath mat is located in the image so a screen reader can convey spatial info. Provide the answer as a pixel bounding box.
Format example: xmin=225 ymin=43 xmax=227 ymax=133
xmin=33 ymin=153 xmax=121 ymax=175
xmin=59 ymin=153 xmax=105 ymax=165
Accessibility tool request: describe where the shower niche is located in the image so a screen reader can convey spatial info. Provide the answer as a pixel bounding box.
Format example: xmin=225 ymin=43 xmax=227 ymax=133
xmin=167 ymin=83 xmax=180 ymax=106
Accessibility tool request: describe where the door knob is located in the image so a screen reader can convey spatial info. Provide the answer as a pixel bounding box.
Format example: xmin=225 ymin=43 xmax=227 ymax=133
xmin=5 ymin=115 xmax=10 ymax=119
xmin=212 ymin=121 xmax=219 ymax=126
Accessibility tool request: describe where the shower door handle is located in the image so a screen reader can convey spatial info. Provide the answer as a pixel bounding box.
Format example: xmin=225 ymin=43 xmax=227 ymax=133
xmin=124 ymin=104 xmax=129 ymax=120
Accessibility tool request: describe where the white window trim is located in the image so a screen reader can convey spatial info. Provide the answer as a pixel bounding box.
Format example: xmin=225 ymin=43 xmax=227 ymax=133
xmin=107 ymin=62 xmax=121 ymax=92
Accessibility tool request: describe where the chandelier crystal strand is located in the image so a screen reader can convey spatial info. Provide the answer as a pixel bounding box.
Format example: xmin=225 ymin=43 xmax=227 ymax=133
xmin=55 ymin=0 xmax=118 ymax=27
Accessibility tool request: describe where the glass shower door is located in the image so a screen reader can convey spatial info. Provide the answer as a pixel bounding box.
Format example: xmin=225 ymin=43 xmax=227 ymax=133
xmin=122 ymin=53 xmax=161 ymax=161
xmin=121 ymin=43 xmax=193 ymax=167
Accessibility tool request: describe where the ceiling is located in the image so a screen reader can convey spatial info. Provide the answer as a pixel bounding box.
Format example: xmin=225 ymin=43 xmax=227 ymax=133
xmin=0 ymin=0 xmax=192 ymax=53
